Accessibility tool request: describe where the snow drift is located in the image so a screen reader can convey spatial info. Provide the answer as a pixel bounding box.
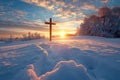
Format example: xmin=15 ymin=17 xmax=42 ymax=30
xmin=39 ymin=60 xmax=93 ymax=80
xmin=0 ymin=36 xmax=120 ymax=80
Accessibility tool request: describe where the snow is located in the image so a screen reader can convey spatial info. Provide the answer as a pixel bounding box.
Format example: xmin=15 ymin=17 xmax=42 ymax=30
xmin=0 ymin=36 xmax=120 ymax=80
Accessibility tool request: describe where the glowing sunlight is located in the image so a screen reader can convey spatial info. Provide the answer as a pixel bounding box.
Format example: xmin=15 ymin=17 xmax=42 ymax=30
xmin=60 ymin=31 xmax=66 ymax=38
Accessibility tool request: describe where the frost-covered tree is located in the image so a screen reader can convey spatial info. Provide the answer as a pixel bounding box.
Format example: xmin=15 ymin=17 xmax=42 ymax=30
xmin=77 ymin=6 xmax=120 ymax=38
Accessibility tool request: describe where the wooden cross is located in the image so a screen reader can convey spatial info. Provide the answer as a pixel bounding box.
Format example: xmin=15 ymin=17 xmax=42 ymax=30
xmin=45 ymin=18 xmax=56 ymax=41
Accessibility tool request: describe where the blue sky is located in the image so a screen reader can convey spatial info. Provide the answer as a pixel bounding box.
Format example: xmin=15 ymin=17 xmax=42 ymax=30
xmin=0 ymin=0 xmax=120 ymax=37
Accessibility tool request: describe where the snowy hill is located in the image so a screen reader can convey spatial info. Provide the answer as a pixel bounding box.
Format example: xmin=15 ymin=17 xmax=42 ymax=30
xmin=0 ymin=36 xmax=120 ymax=80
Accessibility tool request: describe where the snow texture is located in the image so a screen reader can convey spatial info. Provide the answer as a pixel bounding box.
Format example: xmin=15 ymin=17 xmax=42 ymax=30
xmin=0 ymin=36 xmax=120 ymax=80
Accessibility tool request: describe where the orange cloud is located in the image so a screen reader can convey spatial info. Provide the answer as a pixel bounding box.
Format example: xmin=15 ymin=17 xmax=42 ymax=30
xmin=72 ymin=0 xmax=78 ymax=2
xmin=101 ymin=0 xmax=110 ymax=3
xmin=81 ymin=3 xmax=98 ymax=11
xmin=55 ymin=20 xmax=83 ymax=30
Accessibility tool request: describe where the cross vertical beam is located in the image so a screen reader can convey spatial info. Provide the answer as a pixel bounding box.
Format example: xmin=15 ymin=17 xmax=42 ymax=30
xmin=50 ymin=18 xmax=52 ymax=41
xmin=45 ymin=18 xmax=56 ymax=41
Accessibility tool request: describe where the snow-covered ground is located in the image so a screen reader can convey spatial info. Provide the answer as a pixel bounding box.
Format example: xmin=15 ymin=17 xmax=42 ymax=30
xmin=0 ymin=36 xmax=120 ymax=80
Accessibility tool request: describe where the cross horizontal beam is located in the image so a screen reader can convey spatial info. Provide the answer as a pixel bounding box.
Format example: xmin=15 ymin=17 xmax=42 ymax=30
xmin=45 ymin=22 xmax=56 ymax=25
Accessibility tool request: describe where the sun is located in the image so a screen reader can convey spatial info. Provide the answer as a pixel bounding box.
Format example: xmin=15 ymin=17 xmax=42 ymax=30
xmin=60 ymin=31 xmax=66 ymax=38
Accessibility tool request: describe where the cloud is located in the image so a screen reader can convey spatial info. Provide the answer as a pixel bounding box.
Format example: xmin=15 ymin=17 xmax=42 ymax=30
xmin=22 ymin=0 xmax=55 ymax=10
xmin=0 ymin=12 xmax=5 ymax=16
xmin=81 ymin=3 xmax=98 ymax=11
xmin=0 ymin=6 xmax=4 ymax=9
xmin=56 ymin=20 xmax=83 ymax=29
xmin=0 ymin=19 xmax=49 ymax=35
xmin=0 ymin=10 xmax=27 ymax=22
xmin=13 ymin=10 xmax=27 ymax=18
xmin=22 ymin=0 xmax=91 ymax=21
xmin=0 ymin=0 xmax=101 ymax=37
xmin=72 ymin=0 xmax=78 ymax=2
xmin=0 ymin=1 xmax=27 ymax=20
xmin=101 ymin=0 xmax=110 ymax=3
xmin=2 ymin=61 xmax=11 ymax=66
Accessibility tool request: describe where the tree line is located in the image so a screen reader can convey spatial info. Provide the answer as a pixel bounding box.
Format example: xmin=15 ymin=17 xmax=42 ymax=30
xmin=0 ymin=32 xmax=45 ymax=42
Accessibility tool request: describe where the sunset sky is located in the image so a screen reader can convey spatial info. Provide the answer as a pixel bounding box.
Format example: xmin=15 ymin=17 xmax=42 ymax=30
xmin=0 ymin=0 xmax=120 ymax=38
